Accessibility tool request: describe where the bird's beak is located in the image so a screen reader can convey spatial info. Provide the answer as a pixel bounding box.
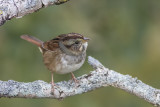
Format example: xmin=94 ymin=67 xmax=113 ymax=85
xmin=83 ymin=37 xmax=90 ymax=41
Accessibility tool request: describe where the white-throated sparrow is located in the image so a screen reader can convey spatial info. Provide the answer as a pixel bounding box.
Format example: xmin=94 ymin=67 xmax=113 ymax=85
xmin=21 ymin=33 xmax=89 ymax=94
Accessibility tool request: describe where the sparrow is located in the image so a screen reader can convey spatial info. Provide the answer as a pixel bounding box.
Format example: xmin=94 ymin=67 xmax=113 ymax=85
xmin=20 ymin=33 xmax=89 ymax=94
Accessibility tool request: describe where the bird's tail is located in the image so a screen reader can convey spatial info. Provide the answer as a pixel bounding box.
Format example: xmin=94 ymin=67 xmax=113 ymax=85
xmin=20 ymin=35 xmax=43 ymax=47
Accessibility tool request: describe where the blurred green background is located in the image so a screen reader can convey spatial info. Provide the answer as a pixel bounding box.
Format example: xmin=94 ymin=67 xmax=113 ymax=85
xmin=1 ymin=0 xmax=160 ymax=107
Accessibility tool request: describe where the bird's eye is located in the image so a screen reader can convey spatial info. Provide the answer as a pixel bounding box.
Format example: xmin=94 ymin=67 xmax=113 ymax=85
xmin=75 ymin=41 xmax=79 ymax=44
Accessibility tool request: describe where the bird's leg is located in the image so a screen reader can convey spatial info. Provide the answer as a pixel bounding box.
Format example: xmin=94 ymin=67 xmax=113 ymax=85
xmin=71 ymin=72 xmax=79 ymax=84
xmin=51 ymin=72 xmax=55 ymax=94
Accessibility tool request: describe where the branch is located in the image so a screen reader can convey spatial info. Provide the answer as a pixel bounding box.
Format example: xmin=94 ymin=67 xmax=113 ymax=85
xmin=0 ymin=56 xmax=160 ymax=106
xmin=0 ymin=0 xmax=69 ymax=26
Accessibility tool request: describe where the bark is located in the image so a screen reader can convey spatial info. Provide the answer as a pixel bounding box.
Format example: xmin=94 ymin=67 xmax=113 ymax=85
xmin=0 ymin=56 xmax=160 ymax=106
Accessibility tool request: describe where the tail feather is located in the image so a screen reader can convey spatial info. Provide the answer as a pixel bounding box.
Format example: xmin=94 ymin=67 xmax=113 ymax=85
xmin=21 ymin=35 xmax=43 ymax=47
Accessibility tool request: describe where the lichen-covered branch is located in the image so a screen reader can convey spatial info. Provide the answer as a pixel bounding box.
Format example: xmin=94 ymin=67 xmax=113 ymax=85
xmin=0 ymin=0 xmax=69 ymax=26
xmin=0 ymin=56 xmax=160 ymax=106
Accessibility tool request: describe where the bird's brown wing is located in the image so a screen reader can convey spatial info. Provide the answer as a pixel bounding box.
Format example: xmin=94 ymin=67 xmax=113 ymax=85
xmin=42 ymin=49 xmax=61 ymax=72
xmin=42 ymin=39 xmax=62 ymax=72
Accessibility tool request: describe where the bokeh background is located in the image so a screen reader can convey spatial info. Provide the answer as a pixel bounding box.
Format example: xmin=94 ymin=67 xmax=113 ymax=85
xmin=1 ymin=0 xmax=160 ymax=107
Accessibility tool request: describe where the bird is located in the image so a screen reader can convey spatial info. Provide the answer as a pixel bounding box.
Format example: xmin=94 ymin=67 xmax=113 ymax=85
xmin=20 ymin=33 xmax=89 ymax=94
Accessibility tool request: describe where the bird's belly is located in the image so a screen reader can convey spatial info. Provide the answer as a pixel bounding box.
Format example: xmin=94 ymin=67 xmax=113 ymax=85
xmin=55 ymin=54 xmax=85 ymax=74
